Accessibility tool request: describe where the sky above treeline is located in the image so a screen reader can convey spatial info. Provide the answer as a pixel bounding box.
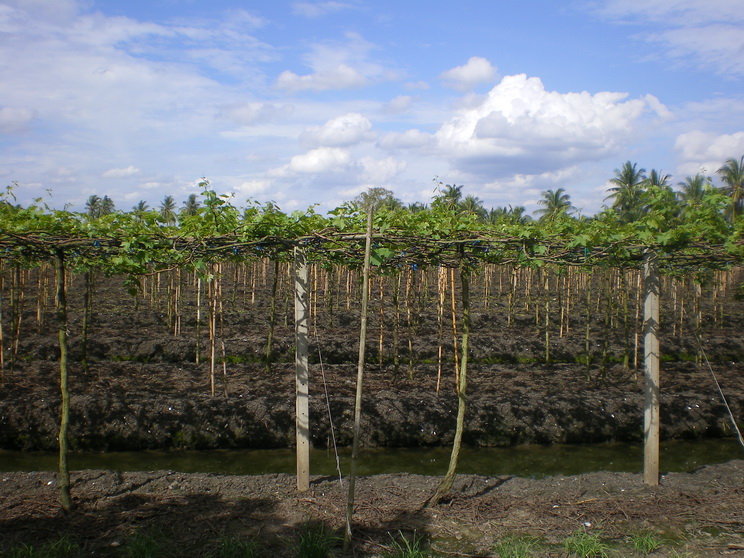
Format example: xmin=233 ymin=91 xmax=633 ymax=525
xmin=1 ymin=0 xmax=743 ymax=217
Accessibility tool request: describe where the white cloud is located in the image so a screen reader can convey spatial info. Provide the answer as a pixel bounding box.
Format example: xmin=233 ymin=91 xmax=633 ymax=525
xmin=276 ymin=65 xmax=368 ymax=92
xmin=221 ymin=102 xmax=294 ymax=126
xmin=291 ymin=2 xmax=355 ymax=18
xmin=593 ymin=0 xmax=744 ymax=76
xmin=435 ymin=74 xmax=660 ymax=176
xmin=286 ymin=147 xmax=352 ymax=174
xmin=102 ymin=165 xmax=140 ymax=178
xmin=0 ymin=106 xmax=35 ymax=133
xmin=235 ymin=179 xmax=272 ymax=197
xmin=596 ymin=0 xmax=744 ymax=26
xmin=274 ymin=32 xmax=396 ymax=92
xmin=382 ymin=95 xmax=413 ymax=114
xmin=359 ymin=156 xmax=407 ymax=183
xmin=440 ymin=57 xmax=498 ymax=91
xmin=300 ymin=113 xmax=375 ymax=147
xmin=674 ymin=130 xmax=744 ymax=177
xmin=378 ymin=129 xmax=434 ymax=150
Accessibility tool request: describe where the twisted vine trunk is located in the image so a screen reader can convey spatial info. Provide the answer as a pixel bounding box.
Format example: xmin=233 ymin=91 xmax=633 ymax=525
xmin=433 ymin=267 xmax=470 ymax=503
xmin=55 ymin=250 xmax=73 ymax=511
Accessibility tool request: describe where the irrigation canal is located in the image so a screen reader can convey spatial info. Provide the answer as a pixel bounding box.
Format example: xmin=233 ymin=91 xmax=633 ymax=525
xmin=1 ymin=439 xmax=741 ymax=478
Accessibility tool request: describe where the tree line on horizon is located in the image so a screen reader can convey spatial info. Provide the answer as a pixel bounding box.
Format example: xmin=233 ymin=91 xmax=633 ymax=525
xmin=80 ymin=155 xmax=744 ymax=226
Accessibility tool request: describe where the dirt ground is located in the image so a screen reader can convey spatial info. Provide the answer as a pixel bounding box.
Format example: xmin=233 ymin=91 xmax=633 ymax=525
xmin=1 ymin=462 xmax=744 ymax=556
xmin=1 ymin=267 xmax=743 ymax=555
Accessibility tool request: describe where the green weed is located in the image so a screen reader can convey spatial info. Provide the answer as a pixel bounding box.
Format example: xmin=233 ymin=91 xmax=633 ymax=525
xmin=562 ymin=528 xmax=610 ymax=558
xmin=493 ymin=533 xmax=541 ymax=558
xmin=210 ymin=535 xmax=258 ymax=558
xmin=121 ymin=529 xmax=170 ymax=558
xmin=630 ymin=531 xmax=663 ymax=555
xmin=2 ymin=535 xmax=81 ymax=558
xmin=383 ymin=531 xmax=428 ymax=558
xmin=296 ymin=522 xmax=338 ymax=558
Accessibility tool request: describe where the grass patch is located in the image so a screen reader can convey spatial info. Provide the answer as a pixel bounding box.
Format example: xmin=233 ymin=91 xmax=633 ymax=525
xmin=121 ymin=528 xmax=171 ymax=558
xmin=2 ymin=535 xmax=82 ymax=558
xmin=493 ymin=533 xmax=541 ymax=557
xmin=383 ymin=531 xmax=428 ymax=558
xmin=563 ymin=528 xmax=610 ymax=558
xmin=296 ymin=522 xmax=339 ymax=558
xmin=630 ymin=531 xmax=663 ymax=555
xmin=208 ymin=535 xmax=258 ymax=558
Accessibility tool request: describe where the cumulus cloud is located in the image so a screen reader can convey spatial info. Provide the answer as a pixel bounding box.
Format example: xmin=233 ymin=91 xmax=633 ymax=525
xmin=300 ymin=113 xmax=375 ymax=147
xmin=674 ymin=130 xmax=744 ymax=177
xmin=359 ymin=156 xmax=407 ymax=183
xmin=286 ymin=147 xmax=352 ymax=174
xmin=102 ymin=165 xmax=140 ymax=178
xmin=235 ymin=179 xmax=272 ymax=197
xmin=440 ymin=57 xmax=498 ymax=91
xmin=435 ymin=74 xmax=662 ymax=176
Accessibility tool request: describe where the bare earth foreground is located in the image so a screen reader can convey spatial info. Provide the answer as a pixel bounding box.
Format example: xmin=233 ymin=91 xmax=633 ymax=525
xmin=1 ymin=461 xmax=744 ymax=557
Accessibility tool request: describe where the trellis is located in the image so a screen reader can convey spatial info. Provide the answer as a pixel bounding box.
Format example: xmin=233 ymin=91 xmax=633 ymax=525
xmin=1 ymin=207 xmax=743 ymax=534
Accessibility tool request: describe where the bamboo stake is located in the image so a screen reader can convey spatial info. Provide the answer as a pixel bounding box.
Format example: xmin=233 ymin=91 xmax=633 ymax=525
xmin=450 ymin=268 xmax=460 ymax=389
xmin=436 ymin=266 xmax=446 ymax=393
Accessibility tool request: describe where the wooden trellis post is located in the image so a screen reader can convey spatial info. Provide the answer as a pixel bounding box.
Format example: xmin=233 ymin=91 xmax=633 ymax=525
xmin=294 ymin=247 xmax=310 ymax=492
xmin=643 ymin=250 xmax=660 ymax=486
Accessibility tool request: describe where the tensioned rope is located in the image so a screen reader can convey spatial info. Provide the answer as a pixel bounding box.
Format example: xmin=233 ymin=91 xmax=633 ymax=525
xmin=312 ymin=318 xmax=345 ymax=487
xmin=695 ymin=332 xmax=744 ymax=450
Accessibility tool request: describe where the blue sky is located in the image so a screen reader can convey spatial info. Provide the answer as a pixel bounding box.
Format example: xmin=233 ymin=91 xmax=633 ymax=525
xmin=1 ymin=0 xmax=743 ymax=216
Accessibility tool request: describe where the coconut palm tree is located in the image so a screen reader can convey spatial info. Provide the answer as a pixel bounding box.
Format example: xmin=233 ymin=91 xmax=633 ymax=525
xmin=180 ymin=194 xmax=201 ymax=218
xmin=646 ymin=169 xmax=671 ymax=188
xmin=488 ymin=205 xmax=531 ymax=225
xmin=132 ymin=200 xmax=150 ymax=221
xmin=717 ymin=155 xmax=744 ymax=221
xmin=460 ymin=194 xmax=488 ymax=220
xmin=534 ymin=187 xmax=575 ymax=221
xmin=434 ymin=184 xmax=463 ymax=211
xmin=85 ymin=195 xmax=102 ymax=218
xmin=407 ymin=201 xmax=428 ymax=213
xmin=159 ymin=195 xmax=177 ymax=225
xmin=85 ymin=195 xmax=116 ymax=218
xmin=606 ymin=161 xmax=647 ymax=222
xmin=677 ymin=174 xmax=709 ymax=217
xmin=100 ymin=195 xmax=116 ymax=215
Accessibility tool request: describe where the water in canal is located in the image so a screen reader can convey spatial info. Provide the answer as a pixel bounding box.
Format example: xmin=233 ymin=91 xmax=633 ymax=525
xmin=1 ymin=439 xmax=741 ymax=478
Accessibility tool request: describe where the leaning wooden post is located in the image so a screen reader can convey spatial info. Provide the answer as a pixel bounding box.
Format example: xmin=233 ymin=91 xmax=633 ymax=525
xmin=344 ymin=207 xmax=374 ymax=551
xmin=643 ymin=250 xmax=661 ymax=486
xmin=55 ymin=249 xmax=73 ymax=510
xmin=294 ymin=247 xmax=310 ymax=492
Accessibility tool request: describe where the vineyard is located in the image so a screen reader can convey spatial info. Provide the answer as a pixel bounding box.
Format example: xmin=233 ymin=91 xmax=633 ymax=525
xmin=1 ymin=182 xmax=744 ymax=556
xmin=1 ymin=260 xmax=743 ymax=451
